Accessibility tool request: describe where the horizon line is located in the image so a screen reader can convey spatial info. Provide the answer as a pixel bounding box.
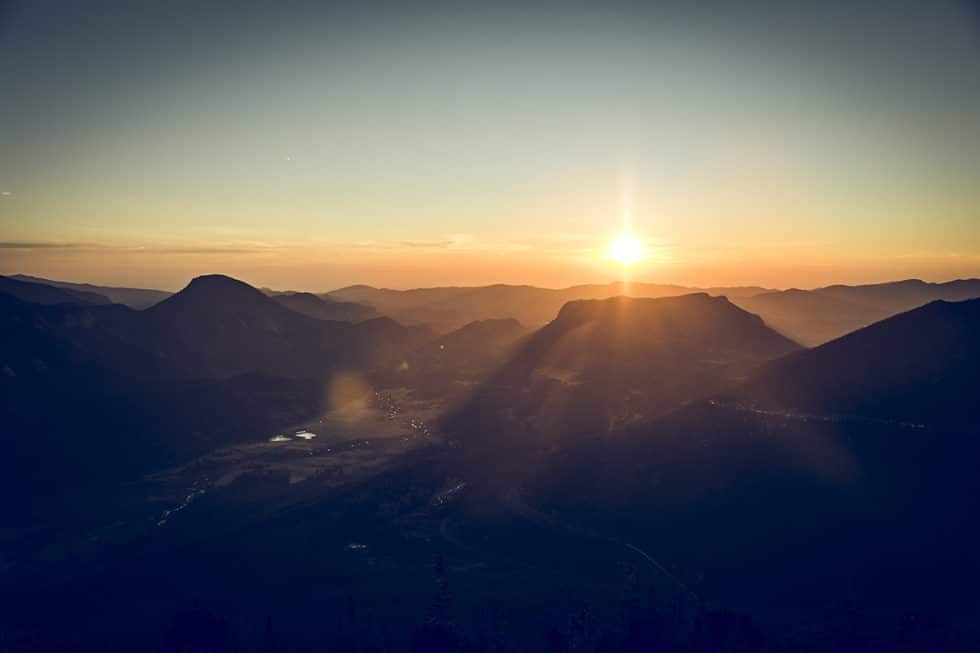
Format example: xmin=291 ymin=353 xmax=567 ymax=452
xmin=6 ymin=270 xmax=980 ymax=297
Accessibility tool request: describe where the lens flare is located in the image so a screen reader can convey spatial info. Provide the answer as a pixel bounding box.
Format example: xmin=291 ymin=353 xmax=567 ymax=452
xmin=607 ymin=232 xmax=644 ymax=265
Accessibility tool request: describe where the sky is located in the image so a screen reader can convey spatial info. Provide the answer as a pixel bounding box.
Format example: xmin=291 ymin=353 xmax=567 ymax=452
xmin=1 ymin=0 xmax=979 ymax=291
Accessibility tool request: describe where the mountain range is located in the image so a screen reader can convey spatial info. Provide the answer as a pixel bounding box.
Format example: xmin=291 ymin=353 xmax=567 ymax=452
xmin=533 ymin=297 xmax=980 ymax=613
xmin=327 ymin=281 xmax=772 ymax=333
xmin=10 ymin=273 xmax=171 ymax=308
xmin=331 ymin=277 xmax=980 ymax=345
xmin=10 ymin=273 xmax=980 ymax=346
xmin=733 ymin=278 xmax=980 ymax=345
xmin=3 ymin=269 xmax=980 ymax=649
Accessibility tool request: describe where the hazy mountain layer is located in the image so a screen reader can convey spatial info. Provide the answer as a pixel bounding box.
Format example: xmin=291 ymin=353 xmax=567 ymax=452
xmin=14 ymin=272 xmax=978 ymax=346
xmin=0 ymin=274 xmax=111 ymax=305
xmin=268 ymin=290 xmax=379 ymax=323
xmin=332 ymin=277 xmax=980 ymax=346
xmin=732 ymin=278 xmax=980 ymax=345
xmin=328 ymin=281 xmax=773 ymax=332
xmin=11 ymin=273 xmax=171 ymax=309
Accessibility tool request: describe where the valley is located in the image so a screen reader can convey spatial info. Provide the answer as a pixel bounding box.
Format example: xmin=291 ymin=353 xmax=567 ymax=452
xmin=1 ymin=273 xmax=978 ymax=651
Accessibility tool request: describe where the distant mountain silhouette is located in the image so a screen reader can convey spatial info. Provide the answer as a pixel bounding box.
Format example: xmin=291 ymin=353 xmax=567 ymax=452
xmin=534 ymin=298 xmax=980 ymax=614
xmin=733 ymin=278 xmax=980 ymax=345
xmin=16 ymin=272 xmax=971 ymax=346
xmin=0 ymin=274 xmax=111 ymax=305
xmin=328 ymin=278 xmax=980 ymax=344
xmin=732 ymin=288 xmax=886 ymax=346
xmin=444 ymin=294 xmax=800 ymax=445
xmin=818 ymin=278 xmax=980 ymax=311
xmin=10 ymin=273 xmax=171 ymax=309
xmin=269 ymin=290 xmax=378 ymax=323
xmin=328 ymin=282 xmax=773 ymax=332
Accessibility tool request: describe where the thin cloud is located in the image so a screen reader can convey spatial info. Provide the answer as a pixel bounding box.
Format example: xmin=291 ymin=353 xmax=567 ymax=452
xmin=403 ymin=234 xmax=474 ymax=249
xmin=401 ymin=240 xmax=455 ymax=249
xmin=130 ymin=246 xmax=270 ymax=255
xmin=0 ymin=241 xmax=275 ymax=255
xmin=0 ymin=242 xmax=76 ymax=249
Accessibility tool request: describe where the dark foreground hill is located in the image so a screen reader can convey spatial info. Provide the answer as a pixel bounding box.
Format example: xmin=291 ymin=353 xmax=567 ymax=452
xmin=533 ymin=298 xmax=980 ymax=616
xmin=444 ymin=293 xmax=800 ymax=446
xmin=739 ymin=298 xmax=980 ymax=429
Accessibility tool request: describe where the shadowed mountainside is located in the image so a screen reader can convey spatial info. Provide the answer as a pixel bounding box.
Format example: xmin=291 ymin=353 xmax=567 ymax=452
xmin=443 ymin=293 xmax=800 ymax=446
xmin=0 ymin=275 xmax=432 ymax=498
xmin=378 ymin=318 xmax=531 ymax=400
xmin=737 ymin=297 xmax=980 ymax=429
xmin=534 ymin=298 xmax=980 ymax=614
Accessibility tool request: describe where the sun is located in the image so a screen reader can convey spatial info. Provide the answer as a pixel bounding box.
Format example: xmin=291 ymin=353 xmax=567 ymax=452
xmin=607 ymin=232 xmax=644 ymax=265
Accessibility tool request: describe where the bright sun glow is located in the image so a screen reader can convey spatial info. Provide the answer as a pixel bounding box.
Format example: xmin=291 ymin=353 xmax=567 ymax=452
xmin=607 ymin=232 xmax=644 ymax=265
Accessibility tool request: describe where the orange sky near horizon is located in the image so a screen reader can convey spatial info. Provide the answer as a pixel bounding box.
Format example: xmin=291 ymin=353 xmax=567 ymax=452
xmin=1 ymin=236 xmax=977 ymax=293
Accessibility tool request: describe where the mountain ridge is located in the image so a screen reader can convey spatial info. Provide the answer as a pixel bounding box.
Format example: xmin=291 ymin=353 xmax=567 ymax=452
xmin=443 ymin=293 xmax=801 ymax=446
xmin=10 ymin=273 xmax=171 ymax=308
xmin=0 ymin=274 xmax=111 ymax=306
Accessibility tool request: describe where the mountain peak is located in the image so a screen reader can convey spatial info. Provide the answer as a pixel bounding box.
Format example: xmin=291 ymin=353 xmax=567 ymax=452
xmin=149 ymin=274 xmax=280 ymax=319
xmin=184 ymin=274 xmax=256 ymax=292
